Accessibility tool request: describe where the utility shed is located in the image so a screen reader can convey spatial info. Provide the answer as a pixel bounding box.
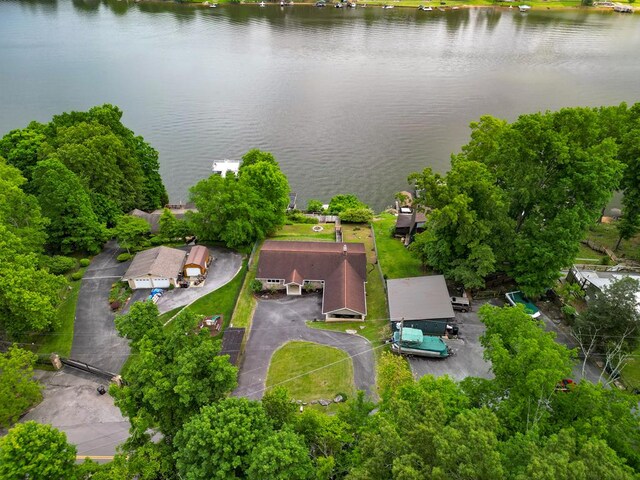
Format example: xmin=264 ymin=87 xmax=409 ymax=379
xmin=184 ymin=245 xmax=211 ymax=278
xmin=220 ymin=328 xmax=245 ymax=366
xmin=387 ymin=275 xmax=455 ymax=336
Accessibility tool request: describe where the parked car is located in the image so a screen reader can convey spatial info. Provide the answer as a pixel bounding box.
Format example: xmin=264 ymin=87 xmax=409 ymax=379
xmin=450 ymin=296 xmax=470 ymax=312
xmin=505 ymin=291 xmax=540 ymax=318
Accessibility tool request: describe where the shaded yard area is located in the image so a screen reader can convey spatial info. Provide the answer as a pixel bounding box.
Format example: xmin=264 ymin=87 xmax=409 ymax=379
xmin=270 ymin=223 xmax=335 ymax=242
xmin=372 ymin=213 xmax=425 ymax=279
xmin=585 ymin=222 xmax=640 ymax=263
xmin=266 ymin=341 xmax=355 ymax=403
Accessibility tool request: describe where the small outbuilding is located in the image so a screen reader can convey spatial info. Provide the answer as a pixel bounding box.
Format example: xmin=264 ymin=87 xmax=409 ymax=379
xmin=387 ymin=275 xmax=455 ymax=336
xmin=184 ymin=245 xmax=211 ymax=278
xmin=122 ymin=246 xmax=187 ymax=289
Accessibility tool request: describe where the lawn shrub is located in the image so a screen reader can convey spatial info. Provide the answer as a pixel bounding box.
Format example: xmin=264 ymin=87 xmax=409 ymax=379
xmin=117 ymin=253 xmax=132 ymax=262
xmin=250 ymin=279 xmax=263 ymax=293
xmin=70 ymin=271 xmax=83 ymax=281
xmin=79 ymin=258 xmax=90 ymax=267
xmin=43 ymin=255 xmax=76 ymax=275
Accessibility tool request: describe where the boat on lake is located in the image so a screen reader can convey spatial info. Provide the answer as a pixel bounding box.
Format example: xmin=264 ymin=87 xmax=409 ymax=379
xmin=335 ymin=2 xmax=344 ymax=8
xmin=418 ymin=5 xmax=433 ymax=10
xmin=315 ymin=0 xmax=326 ymax=5
xmin=259 ymin=1 xmax=266 ymax=6
xmin=382 ymin=4 xmax=394 ymax=8
xmin=518 ymin=5 xmax=531 ymax=12
xmin=391 ymin=327 xmax=452 ymax=358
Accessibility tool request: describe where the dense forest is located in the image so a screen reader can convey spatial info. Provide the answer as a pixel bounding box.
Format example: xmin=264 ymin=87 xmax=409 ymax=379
xmin=0 ymin=104 xmax=167 ymax=336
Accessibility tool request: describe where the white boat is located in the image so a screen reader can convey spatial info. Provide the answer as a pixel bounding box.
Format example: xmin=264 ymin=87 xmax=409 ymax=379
xmin=418 ymin=5 xmax=433 ymax=10
xmin=382 ymin=4 xmax=394 ymax=8
xmin=209 ymin=3 xmax=218 ymax=7
xmin=259 ymin=1 xmax=266 ymax=6
xmin=518 ymin=4 xmax=531 ymax=11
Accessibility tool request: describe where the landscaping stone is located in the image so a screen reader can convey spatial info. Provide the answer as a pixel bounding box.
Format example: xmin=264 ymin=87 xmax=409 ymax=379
xmin=302 ymin=402 xmax=308 ymax=406
xmin=299 ymin=406 xmax=304 ymax=412
xmin=346 ymin=329 xmax=357 ymax=334
xmin=296 ymin=400 xmax=302 ymax=404
xmin=333 ymin=395 xmax=344 ymax=403
xmin=310 ymin=400 xmax=318 ymax=404
xmin=319 ymin=399 xmax=330 ymax=406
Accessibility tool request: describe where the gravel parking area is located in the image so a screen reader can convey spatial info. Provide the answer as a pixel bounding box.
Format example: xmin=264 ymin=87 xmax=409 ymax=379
xmin=408 ymin=300 xmax=493 ymax=381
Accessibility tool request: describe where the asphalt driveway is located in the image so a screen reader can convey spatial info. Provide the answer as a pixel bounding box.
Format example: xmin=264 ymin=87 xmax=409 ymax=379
xmin=234 ymin=294 xmax=376 ymax=400
xmin=125 ymin=246 xmax=243 ymax=314
xmin=72 ymin=240 xmax=130 ymax=374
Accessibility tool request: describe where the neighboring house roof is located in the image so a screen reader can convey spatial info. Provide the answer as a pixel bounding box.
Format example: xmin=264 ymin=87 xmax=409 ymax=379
xmin=185 ymin=245 xmax=209 ymax=269
xmin=387 ymin=275 xmax=455 ymax=321
xmin=571 ymin=267 xmax=640 ymax=307
xmin=257 ymin=241 xmax=367 ymax=315
xmin=220 ymin=327 xmax=245 ymax=366
xmin=123 ymin=246 xmax=187 ymax=280
xmin=395 ymin=213 xmax=414 ymax=229
xmin=130 ymin=209 xmax=160 ymax=233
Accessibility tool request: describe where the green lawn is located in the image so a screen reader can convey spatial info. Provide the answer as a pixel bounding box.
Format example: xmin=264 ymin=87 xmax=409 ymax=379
xmin=270 ymin=224 xmax=335 ymax=242
xmin=372 ymin=213 xmax=425 ymax=279
xmin=585 ymin=223 xmax=640 ymax=263
xmin=266 ymin=341 xmax=355 ymax=402
xmin=33 ymin=265 xmax=88 ymax=359
xmin=575 ymin=244 xmax=607 ymax=264
xmin=230 ymin=247 xmax=261 ymax=329
xmin=621 ymin=345 xmax=640 ymax=391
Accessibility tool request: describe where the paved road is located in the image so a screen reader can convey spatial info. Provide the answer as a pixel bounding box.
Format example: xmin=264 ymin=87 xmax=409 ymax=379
xmin=72 ymin=240 xmax=130 ymax=373
xmin=23 ymin=369 xmax=129 ymax=460
xmin=234 ymin=294 xmax=376 ymax=400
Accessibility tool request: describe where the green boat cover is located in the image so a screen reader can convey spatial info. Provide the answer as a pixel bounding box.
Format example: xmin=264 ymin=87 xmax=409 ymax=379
xmin=393 ymin=330 xmax=449 ymax=356
xmin=400 ymin=328 xmax=423 ymax=345
xmin=508 ymin=291 xmax=539 ymax=315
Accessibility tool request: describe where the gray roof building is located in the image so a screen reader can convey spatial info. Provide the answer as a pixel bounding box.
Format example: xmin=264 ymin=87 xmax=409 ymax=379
xmin=387 ymin=275 xmax=454 ymax=322
xmin=122 ymin=246 xmax=187 ymax=289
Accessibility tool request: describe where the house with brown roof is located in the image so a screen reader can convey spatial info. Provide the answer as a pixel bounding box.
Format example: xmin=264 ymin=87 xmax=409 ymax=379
xmin=184 ymin=245 xmax=211 ymax=278
xmin=122 ymin=246 xmax=187 ymax=289
xmin=256 ymin=241 xmax=368 ymax=321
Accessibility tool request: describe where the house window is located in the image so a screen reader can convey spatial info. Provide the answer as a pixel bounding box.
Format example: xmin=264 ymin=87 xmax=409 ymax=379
xmin=266 ymin=279 xmax=282 ymax=284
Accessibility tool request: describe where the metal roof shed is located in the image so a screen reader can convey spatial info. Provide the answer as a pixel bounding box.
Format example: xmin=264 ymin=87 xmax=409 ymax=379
xmin=387 ymin=275 xmax=455 ymax=322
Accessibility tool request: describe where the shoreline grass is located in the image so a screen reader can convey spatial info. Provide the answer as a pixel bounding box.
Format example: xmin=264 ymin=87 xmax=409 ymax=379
xmin=372 ymin=213 xmax=426 ymax=279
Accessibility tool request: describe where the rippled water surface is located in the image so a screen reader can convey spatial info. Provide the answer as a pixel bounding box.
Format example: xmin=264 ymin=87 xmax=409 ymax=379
xmin=1 ymin=0 xmax=639 ymax=209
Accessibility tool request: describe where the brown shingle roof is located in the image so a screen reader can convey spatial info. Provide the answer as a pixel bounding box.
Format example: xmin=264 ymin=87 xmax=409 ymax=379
xmin=122 ymin=246 xmax=186 ymax=280
xmin=185 ymin=245 xmax=209 ymax=269
xmin=257 ymin=241 xmax=367 ymax=315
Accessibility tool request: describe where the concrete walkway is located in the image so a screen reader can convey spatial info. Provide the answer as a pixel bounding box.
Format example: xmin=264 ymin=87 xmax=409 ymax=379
xmin=234 ymin=294 xmax=376 ymax=400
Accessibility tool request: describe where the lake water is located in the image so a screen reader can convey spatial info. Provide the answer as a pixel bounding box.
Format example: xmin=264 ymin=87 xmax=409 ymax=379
xmin=1 ymin=0 xmax=639 ymax=210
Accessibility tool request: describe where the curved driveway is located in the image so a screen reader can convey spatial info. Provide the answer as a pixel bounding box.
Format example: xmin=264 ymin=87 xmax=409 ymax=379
xmin=234 ymin=294 xmax=376 ymax=400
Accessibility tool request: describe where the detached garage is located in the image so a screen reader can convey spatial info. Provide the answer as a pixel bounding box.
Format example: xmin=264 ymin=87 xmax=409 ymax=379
xmin=387 ymin=275 xmax=455 ymax=336
xmin=122 ymin=246 xmax=187 ymax=290
xmin=184 ymin=245 xmax=211 ymax=279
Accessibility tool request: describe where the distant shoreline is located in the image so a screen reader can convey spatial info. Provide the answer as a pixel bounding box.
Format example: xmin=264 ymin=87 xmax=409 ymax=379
xmin=143 ymin=0 xmax=636 ymax=13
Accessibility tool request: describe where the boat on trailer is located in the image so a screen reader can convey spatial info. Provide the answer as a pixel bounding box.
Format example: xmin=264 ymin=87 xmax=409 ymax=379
xmin=391 ymin=327 xmax=451 ymax=358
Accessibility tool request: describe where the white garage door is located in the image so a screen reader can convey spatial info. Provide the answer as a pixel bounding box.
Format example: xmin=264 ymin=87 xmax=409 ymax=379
xmin=133 ymin=278 xmax=152 ymax=289
xmin=152 ymin=278 xmax=170 ymax=288
xmin=186 ymin=267 xmax=201 ymax=277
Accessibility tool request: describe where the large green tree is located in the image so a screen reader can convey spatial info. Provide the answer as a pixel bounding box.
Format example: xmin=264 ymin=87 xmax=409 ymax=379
xmin=409 ymin=160 xmax=513 ymax=289
xmin=32 ymin=158 xmax=107 ymax=254
xmin=112 ymin=215 xmax=150 ymax=254
xmin=0 ymin=225 xmax=67 ymax=336
xmin=0 ymin=347 xmax=42 ymax=428
xmin=112 ymin=306 xmax=238 ymax=447
xmin=247 ymin=429 xmax=313 ymax=480
xmin=174 ymin=398 xmax=271 ymax=480
xmin=189 ymin=150 xmax=290 ymax=248
xmin=0 ymin=104 xmax=168 ymax=225
xmin=0 ymin=421 xmax=77 ymax=480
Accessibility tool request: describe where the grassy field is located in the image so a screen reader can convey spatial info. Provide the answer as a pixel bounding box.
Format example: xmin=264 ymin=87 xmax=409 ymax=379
xmin=230 ymin=247 xmax=261 ymax=329
xmin=270 ymin=223 xmax=335 ymax=242
xmin=621 ymin=352 xmax=640 ymax=392
xmin=33 ymin=265 xmax=88 ymax=359
xmin=185 ymin=261 xmax=247 ymax=330
xmin=372 ymin=213 xmax=425 ymax=279
xmin=575 ymin=243 xmax=608 ymax=264
xmin=266 ymin=341 xmax=355 ymax=402
xmin=585 ymin=223 xmax=640 ymax=263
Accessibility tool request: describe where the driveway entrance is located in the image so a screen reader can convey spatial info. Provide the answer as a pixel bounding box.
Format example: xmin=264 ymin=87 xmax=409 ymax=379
xmin=234 ymin=294 xmax=376 ymax=400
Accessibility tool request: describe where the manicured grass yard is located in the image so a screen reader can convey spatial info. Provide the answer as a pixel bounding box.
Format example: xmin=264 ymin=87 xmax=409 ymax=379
xmin=230 ymin=247 xmax=261 ymax=329
xmin=621 ymin=346 xmax=640 ymax=391
xmin=270 ymin=224 xmax=335 ymax=242
xmin=179 ymin=260 xmax=248 ymax=330
xmin=575 ymin=243 xmax=607 ymax=264
xmin=372 ymin=213 xmax=425 ymax=279
xmin=266 ymin=341 xmax=355 ymax=401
